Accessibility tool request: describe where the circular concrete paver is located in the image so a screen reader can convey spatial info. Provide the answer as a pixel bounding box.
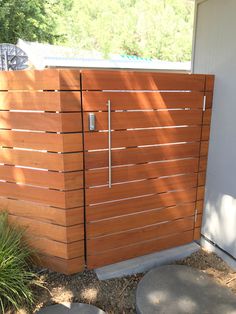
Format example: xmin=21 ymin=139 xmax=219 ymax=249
xmin=36 ymin=303 xmax=106 ymax=314
xmin=136 ymin=265 xmax=236 ymax=314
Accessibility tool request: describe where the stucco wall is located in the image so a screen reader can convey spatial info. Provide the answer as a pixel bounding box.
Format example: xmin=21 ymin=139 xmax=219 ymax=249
xmin=193 ymin=0 xmax=236 ymax=257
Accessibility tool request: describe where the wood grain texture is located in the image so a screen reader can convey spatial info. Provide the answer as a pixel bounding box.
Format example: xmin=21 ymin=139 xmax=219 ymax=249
xmin=0 ymin=91 xmax=81 ymax=112
xmin=203 ymin=109 xmax=212 ymax=125
xmin=198 ymin=171 xmax=206 ymax=187
xmin=83 ymin=110 xmax=203 ymax=131
xmin=86 ymin=188 xmax=197 ymax=221
xmin=205 ymin=75 xmax=215 ymax=92
xmin=87 ymin=230 xmax=193 ymax=268
xmin=197 ymin=186 xmax=205 ymax=200
xmin=81 ymin=70 xmax=206 ymax=91
xmin=0 ymin=181 xmax=83 ymax=208
xmin=194 ymin=227 xmax=201 ymax=240
xmin=85 ymin=142 xmax=200 ymax=169
xmin=82 ymin=91 xmax=204 ymax=111
xmin=37 ymin=255 xmax=84 ymax=274
xmin=195 ymin=214 xmax=203 ymax=228
xmin=88 ymin=217 xmax=194 ymax=252
xmin=0 ymin=165 xmax=83 ymax=190
xmin=87 ymin=203 xmax=195 ymax=237
xmin=0 ymin=130 xmax=83 ymax=152
xmin=86 ymin=173 xmax=197 ymax=204
xmin=0 ymin=112 xmax=82 ymax=132
xmin=0 ymin=148 xmax=83 ymax=171
xmin=27 ymin=236 xmax=84 ymax=259
xmin=196 ymin=200 xmax=204 ymax=214
xmin=0 ymin=69 xmax=81 ymax=91
xmin=9 ymin=215 xmax=84 ymax=243
xmin=0 ymin=198 xmax=84 ymax=226
xmin=84 ymin=126 xmax=201 ymax=150
xmin=86 ymin=158 xmax=199 ymax=186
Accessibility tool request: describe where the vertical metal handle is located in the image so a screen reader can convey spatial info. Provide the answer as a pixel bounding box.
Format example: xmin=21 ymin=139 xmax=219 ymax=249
xmin=107 ymin=100 xmax=112 ymax=188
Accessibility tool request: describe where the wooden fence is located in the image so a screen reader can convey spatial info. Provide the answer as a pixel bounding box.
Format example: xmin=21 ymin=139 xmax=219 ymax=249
xmin=0 ymin=69 xmax=214 ymax=274
xmin=82 ymin=70 xmax=214 ymax=268
xmin=0 ymin=69 xmax=84 ymax=274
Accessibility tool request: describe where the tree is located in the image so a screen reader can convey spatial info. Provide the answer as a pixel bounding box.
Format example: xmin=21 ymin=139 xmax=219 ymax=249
xmin=0 ymin=0 xmax=68 ymax=44
xmin=0 ymin=0 xmax=194 ymax=62
xmin=59 ymin=0 xmax=194 ymax=61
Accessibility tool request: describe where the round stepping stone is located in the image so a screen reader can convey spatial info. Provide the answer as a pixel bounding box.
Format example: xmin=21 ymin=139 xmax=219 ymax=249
xmin=136 ymin=265 xmax=236 ymax=314
xmin=37 ymin=303 xmax=106 ymax=314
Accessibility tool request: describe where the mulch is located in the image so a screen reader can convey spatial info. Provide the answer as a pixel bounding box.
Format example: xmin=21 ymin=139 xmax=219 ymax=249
xmin=18 ymin=249 xmax=236 ymax=314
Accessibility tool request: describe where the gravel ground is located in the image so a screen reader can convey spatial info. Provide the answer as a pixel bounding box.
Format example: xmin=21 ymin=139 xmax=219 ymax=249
xmin=16 ymin=248 xmax=236 ymax=314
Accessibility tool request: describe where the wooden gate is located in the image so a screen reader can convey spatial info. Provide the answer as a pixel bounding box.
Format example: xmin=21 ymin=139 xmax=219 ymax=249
xmin=82 ymin=70 xmax=214 ymax=269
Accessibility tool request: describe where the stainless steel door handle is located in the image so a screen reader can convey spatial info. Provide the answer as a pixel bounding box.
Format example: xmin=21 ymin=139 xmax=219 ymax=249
xmin=107 ymin=100 xmax=112 ymax=188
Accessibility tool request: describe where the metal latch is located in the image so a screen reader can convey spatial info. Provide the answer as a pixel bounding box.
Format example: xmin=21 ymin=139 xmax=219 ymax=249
xmin=88 ymin=113 xmax=96 ymax=131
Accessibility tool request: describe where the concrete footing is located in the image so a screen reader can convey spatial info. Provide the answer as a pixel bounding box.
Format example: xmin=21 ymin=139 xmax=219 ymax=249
xmin=95 ymin=242 xmax=200 ymax=280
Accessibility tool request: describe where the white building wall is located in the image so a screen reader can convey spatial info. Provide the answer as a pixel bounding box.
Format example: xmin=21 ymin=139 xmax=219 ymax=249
xmin=193 ymin=0 xmax=236 ymax=257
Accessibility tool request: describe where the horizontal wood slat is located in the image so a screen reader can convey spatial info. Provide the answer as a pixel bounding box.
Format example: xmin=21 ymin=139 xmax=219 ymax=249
xmin=9 ymin=215 xmax=84 ymax=243
xmin=0 ymin=130 xmax=83 ymax=152
xmin=0 ymin=148 xmax=83 ymax=171
xmin=0 ymin=198 xmax=84 ymax=226
xmin=85 ymin=126 xmax=202 ymax=150
xmin=203 ymin=109 xmax=212 ymax=125
xmin=81 ymin=70 xmax=206 ymax=91
xmin=86 ymin=142 xmax=200 ymax=169
xmin=195 ymin=214 xmax=203 ymax=228
xmin=205 ymin=75 xmax=215 ymax=92
xmin=199 ymin=156 xmax=207 ymax=172
xmin=0 ymin=181 xmax=83 ymax=208
xmin=38 ymin=255 xmax=84 ymax=274
xmin=82 ymin=91 xmax=205 ymax=111
xmin=88 ymin=217 xmax=194 ymax=253
xmin=87 ymin=203 xmax=195 ymax=237
xmin=0 ymin=91 xmax=81 ymax=112
xmin=84 ymin=110 xmax=203 ymax=131
xmin=86 ymin=173 xmax=197 ymax=204
xmin=194 ymin=227 xmax=201 ymax=240
xmin=0 ymin=69 xmax=81 ymax=91
xmin=87 ymin=230 xmax=193 ymax=268
xmin=86 ymin=158 xmax=199 ymax=186
xmin=202 ymin=125 xmax=210 ymax=141
xmin=200 ymin=141 xmax=209 ymax=156
xmin=27 ymin=237 xmax=84 ymax=259
xmin=89 ymin=192 xmax=197 ymax=226
xmin=197 ymin=186 xmax=205 ymax=200
xmin=196 ymin=200 xmax=204 ymax=214
xmin=0 ymin=165 xmax=83 ymax=190
xmin=86 ymin=188 xmax=197 ymax=221
xmin=198 ymin=171 xmax=206 ymax=186
xmin=0 ymin=112 xmax=82 ymax=132
xmin=0 ymin=70 xmax=214 ymax=273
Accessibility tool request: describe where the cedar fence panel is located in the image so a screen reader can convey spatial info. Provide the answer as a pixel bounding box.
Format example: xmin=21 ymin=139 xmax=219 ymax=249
xmin=82 ymin=70 xmax=214 ymax=268
xmin=0 ymin=69 xmax=84 ymax=274
xmin=0 ymin=69 xmax=214 ymax=273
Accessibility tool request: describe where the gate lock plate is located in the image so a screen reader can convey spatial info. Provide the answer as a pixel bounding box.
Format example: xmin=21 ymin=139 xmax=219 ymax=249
xmin=88 ymin=113 xmax=96 ymax=131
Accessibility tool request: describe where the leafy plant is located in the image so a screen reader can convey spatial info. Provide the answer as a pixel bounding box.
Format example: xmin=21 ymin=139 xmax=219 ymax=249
xmin=0 ymin=212 xmax=36 ymax=313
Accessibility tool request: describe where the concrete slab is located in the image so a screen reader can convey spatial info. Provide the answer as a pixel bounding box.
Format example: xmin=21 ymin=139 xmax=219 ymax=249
xmin=136 ymin=265 xmax=236 ymax=314
xmin=96 ymin=242 xmax=200 ymax=280
xmin=36 ymin=303 xmax=106 ymax=314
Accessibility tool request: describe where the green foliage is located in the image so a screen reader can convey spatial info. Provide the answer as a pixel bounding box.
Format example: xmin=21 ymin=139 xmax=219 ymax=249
xmin=59 ymin=0 xmax=194 ymax=61
xmin=0 ymin=0 xmax=194 ymax=61
xmin=0 ymin=0 xmax=67 ymax=44
xmin=0 ymin=212 xmax=35 ymax=313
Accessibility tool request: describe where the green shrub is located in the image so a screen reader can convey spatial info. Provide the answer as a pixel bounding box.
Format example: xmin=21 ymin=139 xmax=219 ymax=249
xmin=0 ymin=212 xmax=36 ymax=313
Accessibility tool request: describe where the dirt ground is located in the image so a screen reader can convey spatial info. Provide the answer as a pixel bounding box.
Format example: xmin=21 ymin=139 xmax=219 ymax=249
xmin=20 ymin=249 xmax=236 ymax=314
